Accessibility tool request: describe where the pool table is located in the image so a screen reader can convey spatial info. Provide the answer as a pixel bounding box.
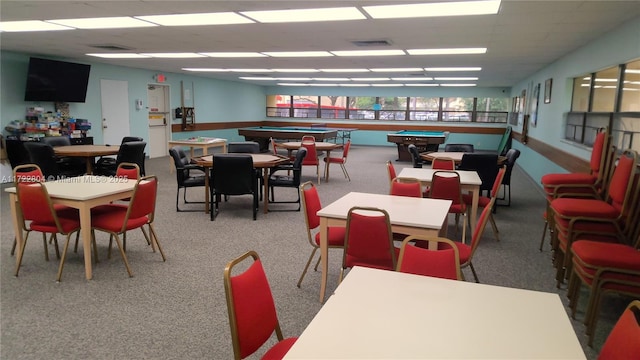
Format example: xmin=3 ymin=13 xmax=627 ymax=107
xmin=387 ymin=130 xmax=449 ymax=162
xmin=238 ymin=126 xmax=339 ymax=152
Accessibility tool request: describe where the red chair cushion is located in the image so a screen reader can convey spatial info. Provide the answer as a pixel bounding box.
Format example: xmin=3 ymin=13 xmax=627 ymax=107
xmin=436 ymin=241 xmax=471 ymax=263
xmin=91 ymin=205 xmax=148 ymax=232
xmin=323 ymin=157 xmax=344 ymax=164
xmin=314 ymin=226 xmax=346 ymax=247
xmin=551 ymin=198 xmax=619 ymax=218
xmin=572 ymin=240 xmax=640 ymax=271
xmin=462 ymin=194 xmax=491 ymax=207
xmin=31 ymin=217 xmax=80 ymax=234
xmin=541 ymin=173 xmax=596 ymax=186
xmin=261 ymin=337 xmax=298 ymax=360
xmin=346 ymin=247 xmax=400 ymax=271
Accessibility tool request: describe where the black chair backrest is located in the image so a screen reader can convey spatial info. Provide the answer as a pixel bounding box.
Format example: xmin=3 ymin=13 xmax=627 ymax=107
xmin=40 ymin=136 xmax=71 ymax=147
xmin=169 ymin=147 xmax=189 ymax=168
xmin=503 ymin=149 xmax=521 ymax=185
xmin=6 ymin=139 xmax=31 ymax=168
xmin=291 ymin=147 xmax=308 ymax=185
xmin=23 ymin=142 xmax=60 ymax=179
xmin=444 ymin=143 xmax=475 ymax=153
xmin=212 ymin=154 xmax=256 ymax=196
xmin=459 ymin=153 xmax=499 ymax=193
xmin=116 ymin=141 xmax=146 ymax=175
xmin=122 ymin=136 xmax=143 ymax=144
xmin=227 ymin=141 xmax=260 ymax=154
xmin=407 ymin=144 xmax=422 ymax=168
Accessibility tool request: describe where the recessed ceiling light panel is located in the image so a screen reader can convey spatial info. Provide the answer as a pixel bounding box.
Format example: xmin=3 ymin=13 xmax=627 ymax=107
xmin=136 ymin=12 xmax=253 ymax=26
xmin=362 ymin=1 xmax=501 ymax=19
xmin=48 ymin=17 xmax=156 ymax=29
xmin=241 ymin=7 xmax=366 ymax=23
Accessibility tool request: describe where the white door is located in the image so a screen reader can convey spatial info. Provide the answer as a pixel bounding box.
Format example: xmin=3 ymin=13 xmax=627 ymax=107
xmin=100 ymin=79 xmax=130 ymax=145
xmin=147 ymin=84 xmax=169 ymax=158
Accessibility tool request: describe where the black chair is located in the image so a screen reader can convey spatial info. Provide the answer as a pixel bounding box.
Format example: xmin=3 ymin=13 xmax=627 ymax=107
xmin=5 ymin=139 xmax=31 ymax=168
xmin=23 ymin=142 xmax=79 ymax=180
xmin=458 ymin=153 xmax=500 ymax=198
xmin=444 ymin=143 xmax=475 ymax=153
xmin=40 ymin=136 xmax=85 ymax=176
xmin=95 ymin=136 xmax=144 ymax=171
xmin=268 ymin=147 xmax=307 ymax=211
xmin=227 ymin=141 xmax=260 ymax=154
xmin=407 ymin=144 xmax=423 ymax=168
xmin=94 ymin=141 xmax=147 ymax=176
xmin=498 ymin=148 xmax=521 ymax=206
xmin=210 ymin=154 xmax=259 ymax=221
xmin=168 ymin=147 xmax=206 ymax=212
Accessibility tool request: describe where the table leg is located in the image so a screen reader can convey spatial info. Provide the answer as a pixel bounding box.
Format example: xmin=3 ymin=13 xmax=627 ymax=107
xmin=319 ymin=217 xmax=329 ymax=303
xmin=470 ymin=186 xmax=479 ymax=237
xmin=262 ymin=169 xmax=269 ymax=214
xmin=85 ymin=158 xmax=93 ymax=175
xmin=79 ymin=205 xmax=93 ymax=280
xmin=324 ymin=151 xmax=331 ymax=182
xmin=10 ymin=193 xmax=24 ymax=267
xmin=204 ymin=169 xmax=210 ymax=214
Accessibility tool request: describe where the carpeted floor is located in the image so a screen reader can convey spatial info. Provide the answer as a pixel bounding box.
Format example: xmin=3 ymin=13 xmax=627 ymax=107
xmin=0 ymin=145 xmax=631 ymax=359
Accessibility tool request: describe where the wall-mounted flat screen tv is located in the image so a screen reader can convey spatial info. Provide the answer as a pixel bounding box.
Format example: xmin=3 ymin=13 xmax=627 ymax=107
xmin=24 ymin=57 xmax=91 ymax=103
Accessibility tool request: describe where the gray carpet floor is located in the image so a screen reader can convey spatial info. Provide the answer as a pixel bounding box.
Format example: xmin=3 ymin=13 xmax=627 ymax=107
xmin=0 ymin=145 xmax=633 ymax=359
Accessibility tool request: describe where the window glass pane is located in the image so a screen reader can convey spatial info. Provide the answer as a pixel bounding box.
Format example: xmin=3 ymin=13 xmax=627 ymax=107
xmin=409 ymin=97 xmax=439 ymax=120
xmin=442 ymin=97 xmax=472 ymax=122
xmin=319 ymin=96 xmax=347 ymax=119
xmin=379 ymin=97 xmax=407 ymax=120
xmin=621 ymin=59 xmax=640 ymax=112
xmin=592 ymin=66 xmax=618 ymax=112
xmin=572 ymin=76 xmax=591 ymax=111
xmin=612 ymin=114 xmax=640 ymax=153
xmin=292 ymin=95 xmax=318 ymax=118
xmin=348 ymin=96 xmax=376 ymax=119
xmin=267 ymin=94 xmax=291 ymax=117
xmin=476 ymin=97 xmax=509 ymax=123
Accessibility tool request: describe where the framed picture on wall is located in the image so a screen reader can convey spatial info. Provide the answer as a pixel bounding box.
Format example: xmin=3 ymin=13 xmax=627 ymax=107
xmin=531 ymin=83 xmax=540 ymax=127
xmin=544 ymin=78 xmax=553 ymax=104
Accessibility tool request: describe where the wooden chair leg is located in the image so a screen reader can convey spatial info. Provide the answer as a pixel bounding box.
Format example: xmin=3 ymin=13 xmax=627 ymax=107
xmin=297 ymin=247 xmax=318 ymax=288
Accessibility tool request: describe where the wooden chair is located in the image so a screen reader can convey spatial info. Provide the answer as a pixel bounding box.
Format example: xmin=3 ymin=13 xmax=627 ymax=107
xmin=301 ymin=135 xmax=320 ymax=183
xmin=462 ymin=166 xmax=507 ymax=241
xmin=597 ymin=300 xmax=640 ymax=359
xmin=397 ymin=236 xmax=462 ymax=280
xmin=390 ymin=177 xmax=422 ymax=198
xmin=322 ymin=140 xmax=351 ymax=181
xmin=429 ymin=170 xmax=468 ymax=243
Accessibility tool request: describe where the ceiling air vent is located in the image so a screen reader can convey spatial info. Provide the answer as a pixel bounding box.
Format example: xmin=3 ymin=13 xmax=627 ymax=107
xmin=350 ymin=39 xmax=393 ymax=47
xmin=89 ymin=44 xmax=134 ymax=51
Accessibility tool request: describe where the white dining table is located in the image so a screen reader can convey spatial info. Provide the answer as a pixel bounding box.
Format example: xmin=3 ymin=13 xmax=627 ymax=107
xmin=284 ymin=266 xmax=586 ymax=360
xmin=397 ymin=167 xmax=482 ymax=233
xmin=316 ymin=192 xmax=451 ymax=303
xmin=7 ymin=175 xmax=138 ymax=280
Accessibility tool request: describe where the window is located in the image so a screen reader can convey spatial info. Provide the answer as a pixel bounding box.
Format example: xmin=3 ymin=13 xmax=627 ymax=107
xmin=621 ymin=59 xmax=640 ymax=112
xmin=319 ymin=96 xmax=347 ymax=119
xmin=348 ymin=96 xmax=376 ymax=120
xmin=409 ymin=97 xmax=439 ymax=121
xmin=442 ymin=97 xmax=472 ymax=122
xmin=592 ymin=66 xmax=618 ymax=112
xmin=379 ymin=97 xmax=407 ymax=121
xmin=476 ymin=97 xmax=510 ymax=123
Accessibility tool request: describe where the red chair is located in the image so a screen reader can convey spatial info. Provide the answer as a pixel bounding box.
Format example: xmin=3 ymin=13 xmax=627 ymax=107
xmin=297 ymin=181 xmax=346 ymax=288
xmin=432 ymin=157 xmax=456 ymax=170
xmin=224 ymin=251 xmax=298 ymax=360
xmin=339 ymin=206 xmax=398 ymax=283
xmin=397 ymin=236 xmax=462 ymax=280
xmin=390 ymin=177 xmax=422 ymax=198
xmin=462 ymin=166 xmax=507 ymax=241
xmin=115 ymin=162 xmax=141 ymax=180
xmin=429 ymin=170 xmax=468 ymax=243
xmin=550 ymin=149 xmax=638 ymax=286
xmin=322 ymin=140 xmax=351 ymax=181
xmin=540 ymin=129 xmax=614 ymax=250
xmin=301 ymin=135 xmax=320 ymax=183
xmin=13 ymin=181 xmax=81 ymax=280
xmin=597 ymin=300 xmax=640 ymax=359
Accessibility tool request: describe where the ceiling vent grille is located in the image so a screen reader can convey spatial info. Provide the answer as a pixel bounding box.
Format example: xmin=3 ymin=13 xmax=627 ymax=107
xmin=89 ymin=44 xmax=133 ymax=51
xmin=350 ymin=39 xmax=393 ymax=47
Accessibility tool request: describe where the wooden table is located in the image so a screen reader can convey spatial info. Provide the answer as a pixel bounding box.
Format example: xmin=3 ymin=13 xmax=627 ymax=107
xmin=397 ymin=167 xmax=482 ymax=234
xmin=421 ymin=151 xmax=507 ymax=165
xmin=195 ymin=154 xmax=289 ymax=214
xmin=316 ymin=192 xmax=451 ymax=303
xmin=54 ymin=145 xmax=120 ymax=174
xmin=278 ymin=141 xmax=342 ymax=182
xmin=7 ymin=175 xmax=137 ymax=280
xmin=168 ymin=138 xmax=227 ymax=173
xmin=284 ymin=266 xmax=586 ymax=359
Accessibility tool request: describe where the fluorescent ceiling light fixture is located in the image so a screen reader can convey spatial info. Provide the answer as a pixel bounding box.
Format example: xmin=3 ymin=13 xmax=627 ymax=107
xmin=351 ymin=77 xmax=390 ymax=81
xmin=47 ymin=17 xmax=156 ymax=29
xmin=313 ymin=78 xmax=351 ymax=81
xmin=405 ymin=84 xmax=439 ymax=87
xmin=440 ymin=83 xmax=476 ymax=87
xmin=200 ymin=52 xmax=266 ymax=58
xmin=86 ymin=53 xmax=150 ymax=58
xmin=372 ymin=84 xmax=404 ymax=87
xmin=370 ymin=68 xmax=424 ymax=72
xmin=183 ymin=68 xmax=229 ymax=72
xmin=622 ymin=88 xmax=639 ymax=91
xmin=391 ymin=77 xmax=434 ymax=81
xmin=594 ymin=78 xmax=617 ymax=82
xmin=310 ymin=83 xmax=338 ymax=87
xmin=277 ymin=83 xmax=306 ymax=86
xmin=136 ymin=12 xmax=253 ymax=26
xmin=229 ymin=69 xmax=274 ymax=72
xmin=434 ymin=77 xmax=479 ymax=80
xmin=263 ymin=51 xmax=333 ymax=57
xmin=0 ymin=20 xmax=73 ymax=32
xmin=408 ymin=48 xmax=486 ymax=55
xmin=340 ymin=84 xmax=370 ymax=87
xmin=320 ymin=69 xmax=370 ymax=73
xmin=425 ymin=67 xmax=482 ymax=71
xmin=362 ymin=1 xmax=501 ymax=19
xmin=272 ymin=69 xmax=320 ymax=73
xmin=331 ymin=50 xmax=405 ymax=56
xmin=239 ymin=77 xmax=276 ymax=80
xmin=276 ymin=77 xmax=313 ymax=81
xmin=625 ymin=69 xmax=640 ymax=74
xmin=241 ymin=7 xmax=366 ymax=23
xmin=142 ymin=53 xmax=205 ymax=58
